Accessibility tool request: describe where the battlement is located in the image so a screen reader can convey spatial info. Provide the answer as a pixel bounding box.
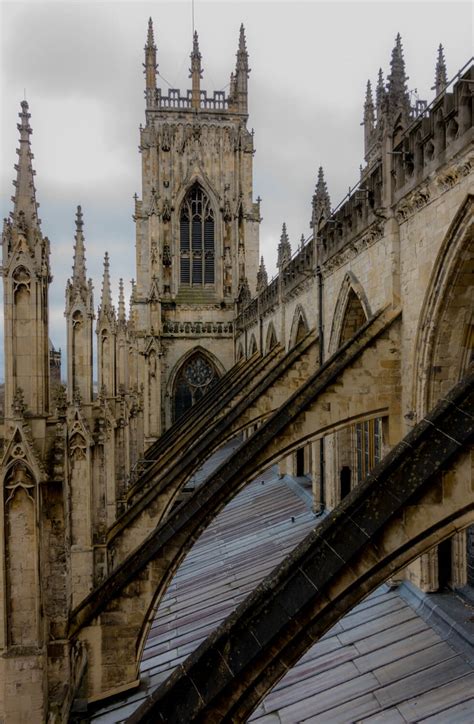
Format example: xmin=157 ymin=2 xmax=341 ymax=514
xmin=146 ymin=88 xmax=230 ymax=112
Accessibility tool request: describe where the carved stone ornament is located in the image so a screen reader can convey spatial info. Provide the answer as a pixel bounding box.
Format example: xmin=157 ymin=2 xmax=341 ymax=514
xmin=5 ymin=462 xmax=35 ymax=505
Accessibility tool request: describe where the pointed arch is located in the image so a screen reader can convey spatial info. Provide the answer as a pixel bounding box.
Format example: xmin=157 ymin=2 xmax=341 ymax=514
xmin=248 ymin=334 xmax=258 ymax=357
xmin=236 ymin=342 xmax=244 ymax=361
xmin=168 ymin=347 xmax=225 ymax=423
xmin=328 ymin=272 xmax=371 ymax=354
xmin=413 ymin=194 xmax=474 ymax=417
xmin=289 ymin=305 xmax=309 ymax=349
xmin=265 ymin=322 xmax=278 ymax=354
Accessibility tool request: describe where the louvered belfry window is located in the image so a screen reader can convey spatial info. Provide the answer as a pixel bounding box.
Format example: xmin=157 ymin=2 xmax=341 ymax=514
xmin=180 ymin=185 xmax=215 ymax=286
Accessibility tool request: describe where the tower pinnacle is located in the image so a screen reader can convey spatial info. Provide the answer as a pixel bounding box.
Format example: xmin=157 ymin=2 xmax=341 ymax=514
xmin=12 ymin=100 xmax=41 ymax=236
xmin=376 ymin=68 xmax=386 ymax=120
xmin=233 ymin=23 xmax=250 ymax=114
xmin=144 ymin=17 xmax=158 ymax=109
xmin=434 ymin=44 xmax=447 ymax=95
xmin=189 ymin=30 xmax=203 ymax=110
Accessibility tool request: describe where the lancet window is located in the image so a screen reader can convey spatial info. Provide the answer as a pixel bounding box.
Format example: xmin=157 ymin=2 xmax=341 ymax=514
xmin=180 ymin=185 xmax=215 ymax=286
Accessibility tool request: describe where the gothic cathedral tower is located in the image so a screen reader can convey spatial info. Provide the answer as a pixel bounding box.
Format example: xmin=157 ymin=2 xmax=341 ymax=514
xmin=133 ymin=20 xmax=260 ymax=439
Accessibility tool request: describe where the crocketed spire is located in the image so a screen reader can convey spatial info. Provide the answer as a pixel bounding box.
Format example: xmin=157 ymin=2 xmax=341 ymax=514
xmin=100 ymin=253 xmax=112 ymax=310
xmin=118 ymin=278 xmax=126 ymax=325
xmin=387 ymin=33 xmax=411 ymax=118
xmin=376 ymin=68 xmax=386 ymax=120
xmin=364 ymin=80 xmax=375 ymax=129
xmin=434 ymin=44 xmax=447 ymax=96
xmin=72 ymin=205 xmax=87 ymax=288
xmin=311 ymin=167 xmax=331 ymax=228
xmin=277 ymin=223 xmax=292 ymax=268
xmin=256 ymin=256 xmax=268 ymax=293
xmin=11 ymin=100 xmax=41 ymax=234
xmin=144 ymin=17 xmax=158 ymax=108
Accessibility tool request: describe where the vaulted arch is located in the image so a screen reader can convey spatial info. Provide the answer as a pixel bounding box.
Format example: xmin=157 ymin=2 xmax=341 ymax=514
xmin=328 ymin=272 xmax=371 ymax=354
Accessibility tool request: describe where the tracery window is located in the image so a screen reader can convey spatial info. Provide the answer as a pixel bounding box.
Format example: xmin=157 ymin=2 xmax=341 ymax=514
xmin=180 ymin=185 xmax=215 ymax=286
xmin=173 ymin=353 xmax=218 ymax=421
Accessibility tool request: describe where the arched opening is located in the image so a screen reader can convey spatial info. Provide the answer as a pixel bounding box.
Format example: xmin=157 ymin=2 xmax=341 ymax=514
xmin=289 ymin=306 xmax=309 ymax=349
xmin=179 ymin=183 xmax=215 ymax=287
xmin=295 ymin=447 xmax=305 ymax=477
xmin=265 ymin=323 xmax=277 ymax=353
xmin=295 ymin=316 xmax=307 ymax=344
xmin=236 ymin=343 xmax=244 ymax=361
xmin=173 ymin=352 xmax=219 ymax=422
xmin=340 ymin=466 xmax=351 ymax=500
xmin=339 ymin=288 xmax=367 ymax=345
xmin=248 ymin=334 xmax=257 ymax=357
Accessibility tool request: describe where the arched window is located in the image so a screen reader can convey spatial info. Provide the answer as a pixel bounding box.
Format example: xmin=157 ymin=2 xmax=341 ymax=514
xmin=173 ymin=352 xmax=219 ymax=421
xmin=180 ymin=184 xmax=215 ymax=286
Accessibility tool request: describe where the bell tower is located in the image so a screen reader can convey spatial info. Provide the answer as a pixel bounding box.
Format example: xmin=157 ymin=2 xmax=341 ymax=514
xmin=133 ymin=19 xmax=260 ymax=435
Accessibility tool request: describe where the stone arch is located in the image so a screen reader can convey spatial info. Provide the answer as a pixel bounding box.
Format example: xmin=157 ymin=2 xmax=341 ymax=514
xmin=265 ymin=322 xmax=278 ymax=354
xmin=289 ymin=304 xmax=309 ymax=349
xmin=413 ymin=195 xmax=473 ymax=418
xmin=236 ymin=342 xmax=244 ymax=361
xmin=328 ymin=272 xmax=371 ymax=354
xmin=169 ymin=347 xmax=224 ymax=423
xmin=248 ymin=334 xmax=258 ymax=357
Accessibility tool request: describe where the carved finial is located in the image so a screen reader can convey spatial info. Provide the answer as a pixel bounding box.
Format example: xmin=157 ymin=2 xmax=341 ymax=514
xmin=12 ymin=387 xmax=26 ymax=417
xmin=434 ymin=43 xmax=447 ymax=95
xmin=311 ymin=167 xmax=331 ymax=229
xmin=73 ymin=387 xmax=82 ymax=406
xmin=146 ymin=17 xmax=155 ymax=48
xmin=189 ymin=30 xmax=203 ymax=109
xmin=277 ymin=223 xmax=292 ymax=268
xmin=128 ymin=279 xmax=136 ymax=326
xmin=11 ymin=100 xmax=41 ymax=234
xmin=54 ymin=384 xmax=67 ymax=417
xmin=237 ymin=277 xmax=251 ymax=306
xmin=118 ymin=278 xmax=126 ymax=324
xmin=300 ymin=233 xmax=305 ymax=250
xmin=256 ymin=256 xmax=268 ymax=293
xmin=387 ymin=33 xmax=410 ymax=117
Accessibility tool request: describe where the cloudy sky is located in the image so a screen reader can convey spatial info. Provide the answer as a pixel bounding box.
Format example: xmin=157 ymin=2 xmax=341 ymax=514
xmin=0 ymin=0 xmax=472 ymax=380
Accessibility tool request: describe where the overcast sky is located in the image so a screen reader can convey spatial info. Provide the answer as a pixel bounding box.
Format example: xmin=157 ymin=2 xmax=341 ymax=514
xmin=0 ymin=0 xmax=472 ymax=381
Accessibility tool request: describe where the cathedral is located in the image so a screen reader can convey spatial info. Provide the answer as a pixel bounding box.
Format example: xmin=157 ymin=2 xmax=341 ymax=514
xmin=0 ymin=15 xmax=473 ymax=723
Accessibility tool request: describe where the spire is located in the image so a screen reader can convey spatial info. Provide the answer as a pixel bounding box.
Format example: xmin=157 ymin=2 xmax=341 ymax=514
xmin=256 ymin=256 xmax=268 ymax=293
xmin=311 ymin=167 xmax=331 ymax=228
xmin=11 ymin=100 xmax=41 ymax=235
xmin=118 ymin=278 xmax=126 ymax=325
xmin=144 ymin=17 xmax=158 ymax=109
xmin=234 ymin=23 xmax=250 ymax=114
xmin=387 ymin=33 xmax=411 ymax=118
xmin=277 ymin=223 xmax=292 ymax=268
xmin=128 ymin=279 xmax=136 ymax=328
xmin=72 ymin=205 xmax=87 ymax=288
xmin=376 ymin=68 xmax=386 ymax=121
xmin=364 ymin=80 xmax=375 ymax=128
xmin=100 ymin=252 xmax=113 ymax=311
xmin=189 ymin=30 xmax=203 ymax=110
xmin=434 ymin=44 xmax=447 ymax=95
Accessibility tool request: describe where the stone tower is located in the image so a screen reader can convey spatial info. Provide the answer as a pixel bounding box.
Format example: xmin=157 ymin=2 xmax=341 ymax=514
xmin=133 ymin=19 xmax=260 ymax=437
